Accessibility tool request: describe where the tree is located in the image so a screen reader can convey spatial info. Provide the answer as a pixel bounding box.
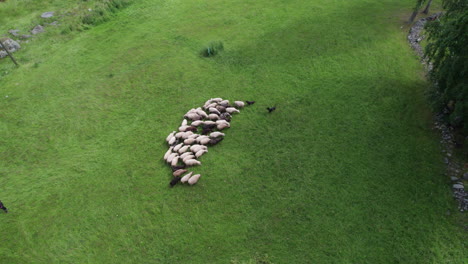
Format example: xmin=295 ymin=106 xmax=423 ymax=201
xmin=422 ymin=0 xmax=434 ymax=14
xmin=425 ymin=0 xmax=468 ymax=131
xmin=409 ymin=0 xmax=429 ymax=23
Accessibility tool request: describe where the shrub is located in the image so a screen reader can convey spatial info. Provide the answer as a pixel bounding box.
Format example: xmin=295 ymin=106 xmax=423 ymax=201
xmin=200 ymin=41 xmax=224 ymax=57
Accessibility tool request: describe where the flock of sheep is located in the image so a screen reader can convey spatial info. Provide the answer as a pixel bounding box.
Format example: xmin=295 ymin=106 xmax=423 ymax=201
xmin=163 ymin=98 xmax=252 ymax=187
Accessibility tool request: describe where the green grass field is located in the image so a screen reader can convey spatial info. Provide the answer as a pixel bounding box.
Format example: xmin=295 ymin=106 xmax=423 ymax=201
xmin=0 ymin=0 xmax=466 ymax=263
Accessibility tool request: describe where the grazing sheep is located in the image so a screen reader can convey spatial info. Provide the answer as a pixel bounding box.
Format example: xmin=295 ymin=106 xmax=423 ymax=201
xmin=171 ymin=164 xmax=186 ymax=171
xmin=168 ymin=136 xmax=177 ymax=145
xmin=166 ymin=153 xmax=178 ymax=163
xmin=190 ymin=146 xmax=203 ymax=153
xmin=180 ymin=172 xmax=193 ymax=183
xmin=210 ymin=132 xmax=225 ymax=138
xmin=190 ymin=144 xmax=202 ymax=152
xmin=173 ymin=143 xmax=184 ymax=152
xmin=180 ymin=152 xmax=194 ymax=159
xmin=216 ymin=119 xmax=229 ymax=125
xmin=226 ymin=107 xmax=240 ymax=114
xmin=208 ymin=137 xmax=224 ymax=145
xmin=208 ymin=107 xmax=221 ymax=115
xmin=166 ymin=131 xmax=176 ymax=142
xmin=173 ymin=169 xmax=188 ymax=177
xmin=211 ymin=98 xmax=223 ymax=102
xmin=208 ymin=114 xmax=220 ymax=120
xmin=181 ymin=119 xmax=188 ymax=126
xmin=188 ymin=174 xmax=201 ymax=185
xmin=169 ymin=176 xmax=182 ymax=187
xmin=203 ymin=120 xmax=216 ymax=125
xmin=196 ymin=135 xmax=210 ymax=143
xmin=178 ymin=126 xmax=188 ymax=132
xmin=234 ymin=101 xmax=245 ymax=108
xmin=171 ymin=156 xmax=180 ymax=167
xmin=219 ymin=112 xmax=231 ymax=121
xmin=164 ymin=147 xmax=174 ymax=160
xmin=195 ymin=109 xmax=208 ymax=118
xmin=182 ymin=155 xmax=196 ymax=162
xmin=184 ymin=138 xmax=196 ymax=145
xmin=199 ymin=137 xmax=211 ymax=145
xmin=181 ymin=131 xmax=194 ymax=139
xmin=178 ymin=145 xmax=190 ymax=154
xmin=191 ymin=120 xmax=204 ymax=127
xmin=204 ymin=103 xmax=217 ymax=109
xmin=219 ymin=100 xmax=230 ymax=106
xmin=216 ymin=105 xmax=226 ymax=112
xmin=217 ymin=123 xmax=230 ymax=130
xmin=188 ymin=134 xmax=200 ymax=139
xmin=184 ymin=159 xmax=201 ymax=166
xmin=185 ymin=113 xmax=201 ymax=121
xmin=195 ymin=149 xmax=208 ymax=158
xmin=175 ymin=132 xmax=185 ymax=138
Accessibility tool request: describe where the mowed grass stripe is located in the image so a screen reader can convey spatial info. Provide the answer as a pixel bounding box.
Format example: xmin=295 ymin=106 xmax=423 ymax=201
xmin=0 ymin=0 xmax=465 ymax=263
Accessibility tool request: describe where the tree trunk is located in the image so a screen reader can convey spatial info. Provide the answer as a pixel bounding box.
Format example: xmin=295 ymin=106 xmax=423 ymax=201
xmin=408 ymin=10 xmax=418 ymax=23
xmin=422 ymin=0 xmax=433 ymax=14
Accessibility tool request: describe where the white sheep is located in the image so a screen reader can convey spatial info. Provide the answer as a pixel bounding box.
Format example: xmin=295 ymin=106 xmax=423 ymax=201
xmin=208 ymin=114 xmax=220 ymax=120
xmin=171 ymin=156 xmax=179 ymax=167
xmin=217 ymin=123 xmax=230 ymax=130
xmin=188 ymin=134 xmax=200 ymax=139
xmin=199 ymin=137 xmax=211 ymax=145
xmin=191 ymin=120 xmax=204 ymax=127
xmin=184 ymin=159 xmax=201 ymax=166
xmin=168 ymin=136 xmax=177 ymax=145
xmin=216 ymin=120 xmax=229 ymax=125
xmin=166 ymin=153 xmax=178 ymax=163
xmin=180 ymin=172 xmax=193 ymax=183
xmin=166 ymin=131 xmax=176 ymax=142
xmin=234 ymin=101 xmax=245 ymax=108
xmin=175 ymin=132 xmax=185 ymax=138
xmin=226 ymin=107 xmax=240 ymax=114
xmin=209 ymin=107 xmax=221 ymax=115
xmin=211 ymin=98 xmax=223 ymax=102
xmin=184 ymin=138 xmax=196 ymax=145
xmin=196 ymin=135 xmax=210 ymax=143
xmin=182 ymin=155 xmax=196 ymax=162
xmin=203 ymin=120 xmax=216 ymax=125
xmin=188 ymin=174 xmax=201 ymax=185
xmin=164 ymin=147 xmax=174 ymax=160
xmin=210 ymin=132 xmax=225 ymax=138
xmin=185 ymin=113 xmax=201 ymax=121
xmin=181 ymin=131 xmax=194 ymax=139
xmin=178 ymin=145 xmax=190 ymax=154
xmin=219 ymin=100 xmax=230 ymax=106
xmin=196 ymin=108 xmax=208 ymax=118
xmin=195 ymin=149 xmax=208 ymax=158
xmin=204 ymin=103 xmax=217 ymax=110
xmin=180 ymin=152 xmax=193 ymax=159
xmin=181 ymin=119 xmax=188 ymax=126
xmin=173 ymin=143 xmax=184 ymax=152
xmin=190 ymin=144 xmax=202 ymax=152
xmin=173 ymin=169 xmax=187 ymax=177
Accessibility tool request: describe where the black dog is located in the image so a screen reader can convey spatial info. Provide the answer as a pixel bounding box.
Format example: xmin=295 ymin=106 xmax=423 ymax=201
xmin=246 ymin=101 xmax=255 ymax=105
xmin=169 ymin=176 xmax=182 ymax=187
xmin=0 ymin=201 xmax=8 ymax=213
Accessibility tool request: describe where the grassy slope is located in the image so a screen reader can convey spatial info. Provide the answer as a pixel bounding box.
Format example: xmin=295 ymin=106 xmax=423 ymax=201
xmin=0 ymin=0 xmax=466 ymax=263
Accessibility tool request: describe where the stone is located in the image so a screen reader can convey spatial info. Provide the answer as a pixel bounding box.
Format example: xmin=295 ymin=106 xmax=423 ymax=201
xmin=462 ymin=172 xmax=468 ymax=180
xmin=20 ymin=34 xmax=32 ymax=39
xmin=444 ymin=157 xmax=449 ymax=164
xmin=48 ymin=21 xmax=59 ymax=26
xmin=8 ymin=29 xmax=20 ymax=37
xmin=453 ymin=184 xmax=464 ymax=189
xmin=0 ymin=38 xmax=21 ymax=58
xmin=41 ymin=11 xmax=54 ymax=18
xmin=31 ymin=25 xmax=44 ymax=35
xmin=450 ymin=176 xmax=459 ymax=181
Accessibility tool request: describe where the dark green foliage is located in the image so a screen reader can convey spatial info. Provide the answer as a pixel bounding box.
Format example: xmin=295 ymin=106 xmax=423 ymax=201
xmin=425 ymin=0 xmax=468 ymax=132
xmin=200 ymin=41 xmax=224 ymax=57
